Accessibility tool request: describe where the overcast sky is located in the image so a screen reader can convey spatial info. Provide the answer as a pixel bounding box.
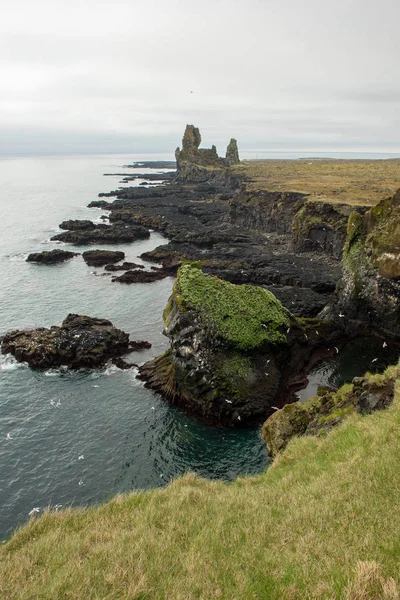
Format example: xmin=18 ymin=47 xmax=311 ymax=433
xmin=1 ymin=0 xmax=400 ymax=155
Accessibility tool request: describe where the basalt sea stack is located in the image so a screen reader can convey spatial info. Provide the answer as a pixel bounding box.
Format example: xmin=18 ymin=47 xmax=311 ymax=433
xmin=138 ymin=264 xmax=347 ymax=425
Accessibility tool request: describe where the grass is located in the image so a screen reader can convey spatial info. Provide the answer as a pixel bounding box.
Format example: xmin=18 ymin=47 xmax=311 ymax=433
xmin=234 ymin=159 xmax=400 ymax=206
xmin=2 ymin=373 xmax=400 ymax=598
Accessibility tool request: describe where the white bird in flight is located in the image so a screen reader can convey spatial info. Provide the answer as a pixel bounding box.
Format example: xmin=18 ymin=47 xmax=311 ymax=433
xmin=28 ymin=507 xmax=40 ymax=516
xmin=6 ymin=433 xmax=13 ymax=440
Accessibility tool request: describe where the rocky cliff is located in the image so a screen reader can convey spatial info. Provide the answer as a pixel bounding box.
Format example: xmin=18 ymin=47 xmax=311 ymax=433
xmin=262 ymin=361 xmax=400 ymax=457
xmin=327 ymin=189 xmax=400 ymax=334
xmin=138 ymin=264 xmax=351 ymax=425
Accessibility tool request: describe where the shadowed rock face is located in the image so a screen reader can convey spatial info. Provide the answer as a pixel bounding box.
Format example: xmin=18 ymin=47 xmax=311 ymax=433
xmin=327 ymin=189 xmax=400 ymax=335
xmin=0 ymin=314 xmax=131 ymax=369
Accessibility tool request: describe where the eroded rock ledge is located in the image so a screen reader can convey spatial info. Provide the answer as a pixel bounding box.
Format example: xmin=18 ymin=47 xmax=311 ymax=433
xmin=138 ymin=264 xmax=353 ymax=426
xmin=262 ymin=361 xmax=400 ymax=457
xmin=0 ymin=314 xmax=144 ymax=369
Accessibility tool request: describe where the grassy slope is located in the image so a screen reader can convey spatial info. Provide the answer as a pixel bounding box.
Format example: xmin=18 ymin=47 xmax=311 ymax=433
xmin=235 ymin=159 xmax=400 ymax=206
xmin=1 ymin=378 xmax=400 ymax=599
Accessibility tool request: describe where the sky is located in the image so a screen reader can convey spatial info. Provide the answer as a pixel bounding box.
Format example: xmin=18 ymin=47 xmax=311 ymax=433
xmin=1 ymin=0 xmax=400 ymax=156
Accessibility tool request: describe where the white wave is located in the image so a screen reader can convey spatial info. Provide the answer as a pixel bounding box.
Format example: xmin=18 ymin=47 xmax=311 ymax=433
xmin=0 ymin=354 xmax=26 ymax=371
xmin=6 ymin=253 xmax=29 ymax=261
xmin=44 ymin=366 xmax=68 ymax=377
xmin=40 ymin=239 xmax=66 ymax=245
xmin=103 ymin=364 xmax=121 ymax=376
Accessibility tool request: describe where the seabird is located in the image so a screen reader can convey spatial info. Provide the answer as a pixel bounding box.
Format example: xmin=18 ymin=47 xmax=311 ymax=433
xmin=383 ymin=341 xmax=388 ymax=348
xmin=6 ymin=433 xmax=12 ymax=440
xmin=28 ymin=507 xmax=40 ymax=516
xmin=78 ymin=455 xmax=84 ymax=460
xmin=237 ymin=415 xmax=241 ymax=421
xmin=338 ymin=312 xmax=345 ymax=318
xmin=78 ymin=479 xmax=84 ymax=486
xmin=334 ymin=347 xmax=339 ymax=354
xmin=225 ymin=399 xmax=233 ymax=404
xmin=372 ymin=358 xmax=378 ymax=363
xmin=271 ymin=406 xmax=279 ymax=410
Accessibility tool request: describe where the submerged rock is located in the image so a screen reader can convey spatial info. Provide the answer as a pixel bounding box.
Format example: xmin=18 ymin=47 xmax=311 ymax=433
xmin=82 ymin=250 xmax=125 ymax=267
xmin=262 ymin=362 xmax=399 ymax=457
xmin=138 ymin=264 xmax=349 ymax=425
xmin=1 ymin=314 xmax=133 ymax=369
xmin=26 ymin=250 xmax=79 ymax=264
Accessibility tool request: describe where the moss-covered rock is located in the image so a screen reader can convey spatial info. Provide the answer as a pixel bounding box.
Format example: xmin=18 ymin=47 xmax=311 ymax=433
xmin=333 ymin=189 xmax=400 ymax=334
xmin=139 ymin=264 xmax=352 ymax=425
xmin=262 ymin=362 xmax=399 ymax=456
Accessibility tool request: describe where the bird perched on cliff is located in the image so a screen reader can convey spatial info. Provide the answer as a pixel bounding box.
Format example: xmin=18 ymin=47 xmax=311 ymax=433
xmin=28 ymin=507 xmax=40 ymax=516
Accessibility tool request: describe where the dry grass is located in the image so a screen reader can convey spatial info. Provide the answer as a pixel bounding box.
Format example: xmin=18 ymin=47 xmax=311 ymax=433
xmin=1 ymin=376 xmax=400 ymax=599
xmin=234 ymin=159 xmax=400 ymax=206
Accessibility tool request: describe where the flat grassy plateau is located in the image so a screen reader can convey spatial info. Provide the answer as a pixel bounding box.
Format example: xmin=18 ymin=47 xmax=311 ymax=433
xmin=235 ymin=159 xmax=400 ymax=206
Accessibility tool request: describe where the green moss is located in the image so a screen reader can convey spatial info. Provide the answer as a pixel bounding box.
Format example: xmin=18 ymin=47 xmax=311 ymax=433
xmin=317 ymin=405 xmax=355 ymax=425
xmin=172 ymin=264 xmax=291 ymax=351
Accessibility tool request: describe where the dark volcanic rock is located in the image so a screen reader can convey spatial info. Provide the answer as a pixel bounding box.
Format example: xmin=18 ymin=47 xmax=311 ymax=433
xmin=26 ymin=250 xmax=79 ymax=264
xmin=59 ymin=220 xmax=95 ymax=231
xmin=82 ymin=250 xmax=125 ymax=267
xmin=51 ymin=223 xmax=150 ymax=245
xmin=112 ymin=268 xmax=172 ymax=284
xmin=104 ymin=262 xmax=145 ymax=271
xmin=128 ymin=340 xmax=152 ymax=351
xmin=1 ymin=314 xmax=131 ymax=369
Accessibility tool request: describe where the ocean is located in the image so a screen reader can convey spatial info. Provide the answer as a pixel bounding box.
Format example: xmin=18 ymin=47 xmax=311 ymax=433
xmin=0 ymin=154 xmax=270 ymax=541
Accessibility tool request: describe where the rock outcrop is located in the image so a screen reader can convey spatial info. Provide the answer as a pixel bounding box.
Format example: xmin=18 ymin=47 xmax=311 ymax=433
xmin=82 ymin=250 xmax=125 ymax=267
xmin=51 ymin=223 xmax=150 ymax=245
xmin=138 ymin=264 xmax=351 ymax=425
xmin=328 ymin=189 xmax=400 ymax=334
xmin=0 ymin=314 xmax=135 ymax=369
xmin=175 ymin=125 xmax=240 ymax=182
xmin=262 ymin=362 xmax=399 ymax=457
xmin=26 ymin=250 xmax=79 ymax=264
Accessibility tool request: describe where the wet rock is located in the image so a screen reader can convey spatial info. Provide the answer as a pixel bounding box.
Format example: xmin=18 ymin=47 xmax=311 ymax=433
xmin=51 ymin=224 xmax=150 ymax=245
xmin=1 ymin=314 xmax=132 ymax=369
xmin=82 ymin=250 xmax=125 ymax=267
xmin=26 ymin=250 xmax=79 ymax=264
xmin=104 ymin=262 xmax=145 ymax=272
xmin=111 ymin=357 xmax=138 ymax=369
xmin=128 ymin=340 xmax=152 ymax=351
xmin=112 ymin=268 xmax=172 ymax=284
xmin=59 ymin=220 xmax=95 ymax=230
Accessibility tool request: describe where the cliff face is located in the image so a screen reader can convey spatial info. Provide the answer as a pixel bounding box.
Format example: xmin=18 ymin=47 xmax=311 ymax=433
xmin=138 ymin=264 xmax=351 ymax=425
xmin=262 ymin=361 xmax=400 ymax=457
xmin=175 ymin=125 xmax=240 ymax=183
xmin=330 ymin=189 xmax=400 ymax=334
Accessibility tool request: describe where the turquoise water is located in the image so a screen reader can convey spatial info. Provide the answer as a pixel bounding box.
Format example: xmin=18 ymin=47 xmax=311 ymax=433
xmin=0 ymin=155 xmax=269 ymax=541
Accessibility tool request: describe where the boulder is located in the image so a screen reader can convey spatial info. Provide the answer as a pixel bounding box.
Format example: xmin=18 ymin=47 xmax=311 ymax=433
xmin=1 ymin=314 xmax=131 ymax=369
xmin=82 ymin=250 xmax=125 ymax=267
xmin=26 ymin=250 xmax=79 ymax=264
